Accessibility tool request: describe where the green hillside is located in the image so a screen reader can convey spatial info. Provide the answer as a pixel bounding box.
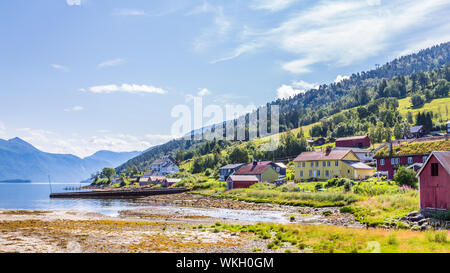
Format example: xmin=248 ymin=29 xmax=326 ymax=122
xmin=116 ymin=42 xmax=450 ymax=174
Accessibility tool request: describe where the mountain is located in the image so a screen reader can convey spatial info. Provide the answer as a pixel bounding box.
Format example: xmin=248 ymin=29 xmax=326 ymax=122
xmin=0 ymin=138 xmax=141 ymax=182
xmin=116 ymin=42 xmax=450 ymax=172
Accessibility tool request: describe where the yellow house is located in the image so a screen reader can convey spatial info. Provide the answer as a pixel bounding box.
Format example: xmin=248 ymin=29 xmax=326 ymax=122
xmin=293 ymin=149 xmax=374 ymax=182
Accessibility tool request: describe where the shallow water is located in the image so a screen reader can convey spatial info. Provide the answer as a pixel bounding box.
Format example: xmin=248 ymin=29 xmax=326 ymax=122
xmin=0 ymin=183 xmax=320 ymax=223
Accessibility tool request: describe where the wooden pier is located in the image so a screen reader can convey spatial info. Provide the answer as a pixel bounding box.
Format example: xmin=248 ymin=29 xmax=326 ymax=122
xmin=50 ymin=187 xmax=189 ymax=199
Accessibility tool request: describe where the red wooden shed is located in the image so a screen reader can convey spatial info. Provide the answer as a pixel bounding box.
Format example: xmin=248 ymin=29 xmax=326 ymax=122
xmin=226 ymin=175 xmax=259 ymax=190
xmin=417 ymin=151 xmax=450 ymax=212
xmin=335 ymin=136 xmax=370 ymax=148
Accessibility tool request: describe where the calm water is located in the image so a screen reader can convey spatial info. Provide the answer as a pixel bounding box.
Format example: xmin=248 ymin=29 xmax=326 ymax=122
xmin=0 ymin=183 xmax=148 ymax=216
xmin=0 ymin=183 xmax=320 ymax=223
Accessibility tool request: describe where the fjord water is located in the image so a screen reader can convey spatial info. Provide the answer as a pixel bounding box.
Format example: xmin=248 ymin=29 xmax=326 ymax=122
xmin=0 ymin=182 xmax=147 ymax=216
xmin=0 ymin=183 xmax=304 ymax=223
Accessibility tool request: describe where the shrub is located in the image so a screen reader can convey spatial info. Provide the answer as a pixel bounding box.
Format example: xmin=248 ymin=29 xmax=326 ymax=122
xmin=394 ymin=167 xmax=418 ymax=188
xmin=315 ymin=183 xmax=324 ymax=192
xmin=343 ymin=180 xmax=353 ymax=192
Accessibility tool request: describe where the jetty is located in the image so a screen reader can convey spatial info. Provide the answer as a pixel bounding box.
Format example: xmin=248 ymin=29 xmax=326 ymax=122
xmin=50 ymin=187 xmax=189 ymax=199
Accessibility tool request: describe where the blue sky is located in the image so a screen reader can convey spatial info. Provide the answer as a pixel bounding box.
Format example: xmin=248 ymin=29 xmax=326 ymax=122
xmin=1 ymin=0 xmax=450 ymax=157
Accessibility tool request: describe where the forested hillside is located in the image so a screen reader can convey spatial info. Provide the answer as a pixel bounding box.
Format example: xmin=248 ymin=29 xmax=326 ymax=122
xmin=116 ymin=42 xmax=450 ymax=174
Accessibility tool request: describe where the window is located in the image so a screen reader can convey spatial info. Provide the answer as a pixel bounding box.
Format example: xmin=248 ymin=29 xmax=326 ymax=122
xmin=317 ymin=170 xmax=321 ymax=177
xmin=391 ymin=158 xmax=400 ymax=165
xmin=323 ymin=161 xmax=326 ymax=167
xmin=309 ymin=170 xmax=312 ymax=177
xmin=316 ymin=162 xmax=319 ymax=167
xmin=380 ymin=159 xmax=385 ymax=166
xmin=327 ymin=161 xmax=331 ymax=167
xmin=431 ymin=163 xmax=439 ymax=176
xmin=298 ymin=163 xmax=301 ymax=168
xmin=311 ymin=162 xmax=314 ymax=167
xmin=423 ymin=156 xmax=428 ymax=163
xmin=326 ymin=170 xmax=329 ymax=177
xmin=302 ymin=162 xmax=306 ymax=168
xmin=300 ymin=171 xmax=303 ymax=177
xmin=408 ymin=157 xmax=413 ymax=164
xmin=335 ymin=161 xmax=339 ymax=166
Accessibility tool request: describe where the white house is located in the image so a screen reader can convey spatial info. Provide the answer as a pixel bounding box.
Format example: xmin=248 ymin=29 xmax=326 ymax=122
xmin=150 ymin=155 xmax=179 ymax=175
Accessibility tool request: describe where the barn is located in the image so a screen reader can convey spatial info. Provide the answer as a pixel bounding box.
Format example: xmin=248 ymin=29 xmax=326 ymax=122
xmin=226 ymin=175 xmax=259 ymax=190
xmin=417 ymin=151 xmax=450 ymax=213
xmin=335 ymin=136 xmax=370 ymax=148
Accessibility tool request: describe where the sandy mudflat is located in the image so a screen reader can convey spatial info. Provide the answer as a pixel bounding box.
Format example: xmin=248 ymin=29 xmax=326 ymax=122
xmin=0 ymin=210 xmax=266 ymax=253
xmin=0 ymin=193 xmax=362 ymax=253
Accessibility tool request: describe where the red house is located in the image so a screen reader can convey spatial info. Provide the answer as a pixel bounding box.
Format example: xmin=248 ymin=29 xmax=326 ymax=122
xmin=226 ymin=175 xmax=259 ymax=190
xmin=417 ymin=151 xmax=450 ymax=212
xmin=376 ymin=154 xmax=428 ymax=179
xmin=374 ymin=140 xmax=450 ymax=179
xmin=335 ymin=136 xmax=370 ymax=148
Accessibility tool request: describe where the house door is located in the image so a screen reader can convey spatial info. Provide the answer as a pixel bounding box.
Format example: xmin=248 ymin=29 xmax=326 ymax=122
xmin=313 ymin=171 xmax=317 ymax=178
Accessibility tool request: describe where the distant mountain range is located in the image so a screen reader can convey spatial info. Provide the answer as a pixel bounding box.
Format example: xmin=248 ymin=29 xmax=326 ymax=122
xmin=0 ymin=137 xmax=141 ymax=182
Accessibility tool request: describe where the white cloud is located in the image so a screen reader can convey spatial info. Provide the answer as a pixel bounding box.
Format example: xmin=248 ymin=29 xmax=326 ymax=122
xmin=198 ymin=88 xmax=212 ymax=97
xmin=190 ymin=3 xmax=231 ymax=51
xmin=98 ymin=58 xmax=125 ymax=68
xmin=277 ymin=84 xmax=304 ymax=99
xmin=17 ymin=127 xmax=174 ymax=158
xmin=334 ymin=75 xmax=351 ymax=83
xmin=51 ymin=64 xmax=69 ymax=72
xmin=250 ymin=0 xmax=299 ymax=12
xmin=66 ymin=0 xmax=81 ymax=6
xmin=216 ymin=0 xmax=450 ymax=74
xmin=88 ymin=84 xmax=168 ymax=95
xmin=112 ymin=9 xmax=146 ymax=16
xmin=292 ymin=80 xmax=319 ymax=91
xmin=64 ymin=106 xmax=84 ymax=112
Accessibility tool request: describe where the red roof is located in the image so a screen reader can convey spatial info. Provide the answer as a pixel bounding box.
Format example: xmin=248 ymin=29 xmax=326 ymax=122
xmin=294 ymin=150 xmax=353 ymax=162
xmin=336 ymin=136 xmax=369 ymax=142
xmin=235 ymin=164 xmax=271 ymax=175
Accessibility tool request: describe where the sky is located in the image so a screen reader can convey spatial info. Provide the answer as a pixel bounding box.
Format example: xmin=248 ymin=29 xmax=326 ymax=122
xmin=1 ymin=0 xmax=450 ymax=157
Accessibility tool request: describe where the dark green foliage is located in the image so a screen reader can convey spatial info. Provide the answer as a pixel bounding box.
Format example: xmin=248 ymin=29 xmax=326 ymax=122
xmin=394 ymin=167 xmax=418 ymax=188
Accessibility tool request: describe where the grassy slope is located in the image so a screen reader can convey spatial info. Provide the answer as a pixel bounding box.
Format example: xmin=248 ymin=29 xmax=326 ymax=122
xmin=398 ymin=97 xmax=450 ymax=121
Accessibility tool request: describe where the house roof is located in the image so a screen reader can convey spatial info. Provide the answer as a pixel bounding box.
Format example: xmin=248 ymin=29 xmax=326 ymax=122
xmin=374 ymin=140 xmax=450 ymax=158
xmin=219 ymin=163 xmax=245 ymax=170
xmin=235 ymin=164 xmax=272 ymax=175
xmin=275 ymin=162 xmax=288 ymax=169
xmin=335 ymin=136 xmax=369 ymax=142
xmin=293 ymin=150 xmax=353 ymax=162
xmin=411 ymin=125 xmax=424 ymax=134
xmin=227 ymin=175 xmax=259 ymax=182
xmin=342 ymin=161 xmax=373 ymax=170
xmin=334 ymin=147 xmax=369 ymax=153
xmin=417 ymin=151 xmax=450 ymax=177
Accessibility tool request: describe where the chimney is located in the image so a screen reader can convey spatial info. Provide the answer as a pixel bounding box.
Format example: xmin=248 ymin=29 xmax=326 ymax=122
xmin=389 ymin=142 xmax=393 ymax=156
xmin=253 ymin=161 xmax=258 ymax=167
xmin=326 ymin=146 xmax=332 ymax=155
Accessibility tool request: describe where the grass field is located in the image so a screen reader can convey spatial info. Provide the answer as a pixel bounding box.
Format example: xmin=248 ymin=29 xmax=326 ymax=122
xmin=203 ymin=222 xmax=450 ymax=253
xmin=398 ymin=97 xmax=450 ymax=122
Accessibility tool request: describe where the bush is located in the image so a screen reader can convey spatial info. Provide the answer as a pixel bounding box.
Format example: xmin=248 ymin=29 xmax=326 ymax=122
xmin=394 ymin=167 xmax=418 ymax=188
xmin=410 ymin=94 xmax=425 ymax=108
xmin=315 ymin=183 xmax=324 ymax=192
xmin=343 ymin=181 xmax=353 ymax=192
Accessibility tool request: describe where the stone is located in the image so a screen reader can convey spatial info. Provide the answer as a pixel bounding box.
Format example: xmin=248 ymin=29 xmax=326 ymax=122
xmin=408 ymin=211 xmax=421 ymax=217
xmin=410 ymin=215 xmax=425 ymax=222
xmin=418 ymin=219 xmax=428 ymax=226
